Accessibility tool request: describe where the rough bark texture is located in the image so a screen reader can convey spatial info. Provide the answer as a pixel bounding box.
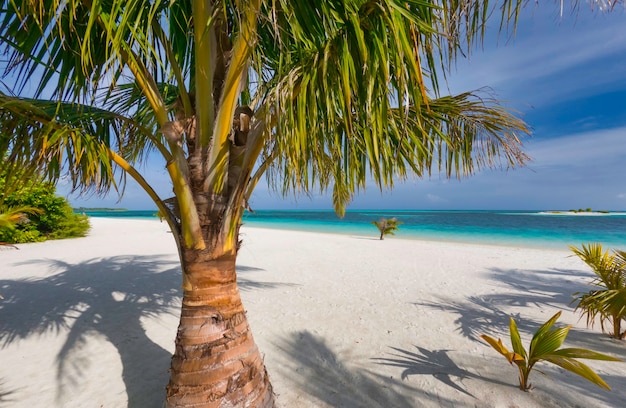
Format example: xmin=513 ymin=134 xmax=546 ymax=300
xmin=166 ymin=252 xmax=275 ymax=407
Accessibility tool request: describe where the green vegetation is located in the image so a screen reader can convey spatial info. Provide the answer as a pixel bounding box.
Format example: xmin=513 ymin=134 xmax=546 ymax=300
xmin=567 ymin=208 xmax=610 ymax=214
xmin=0 ymin=205 xmax=42 ymax=247
xmin=481 ymin=311 xmax=622 ymax=391
xmin=570 ymin=243 xmax=626 ymax=339
xmin=372 ymin=217 xmax=402 ymax=240
xmin=0 ymin=174 xmax=90 ymax=243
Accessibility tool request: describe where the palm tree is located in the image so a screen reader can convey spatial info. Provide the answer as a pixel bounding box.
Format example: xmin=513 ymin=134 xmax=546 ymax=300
xmin=372 ymin=217 xmax=402 ymax=240
xmin=570 ymin=243 xmax=626 ymax=339
xmin=0 ymin=1 xmax=537 ymax=406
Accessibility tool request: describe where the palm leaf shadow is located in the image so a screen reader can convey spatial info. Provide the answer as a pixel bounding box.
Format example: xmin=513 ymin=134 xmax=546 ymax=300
xmin=0 ymin=379 xmax=15 ymax=405
xmin=237 ymin=265 xmax=299 ymax=292
xmin=374 ymin=346 xmax=477 ymax=398
xmin=274 ymin=330 xmax=459 ymax=408
xmin=0 ymin=255 xmax=181 ymax=407
xmin=487 ymin=267 xmax=593 ymax=309
xmin=414 ymin=267 xmax=594 ymax=342
xmin=0 ymin=256 xmax=296 ymax=406
xmin=414 ymin=296 xmax=523 ymax=342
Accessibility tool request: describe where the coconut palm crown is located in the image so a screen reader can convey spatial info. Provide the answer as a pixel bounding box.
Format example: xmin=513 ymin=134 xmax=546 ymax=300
xmin=0 ymin=1 xmax=535 ymax=406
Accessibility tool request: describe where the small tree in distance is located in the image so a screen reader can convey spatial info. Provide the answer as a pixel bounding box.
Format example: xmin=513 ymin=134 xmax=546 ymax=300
xmin=372 ymin=217 xmax=402 ymax=240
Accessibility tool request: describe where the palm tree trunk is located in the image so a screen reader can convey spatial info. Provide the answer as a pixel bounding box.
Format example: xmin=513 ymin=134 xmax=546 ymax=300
xmin=165 ymin=251 xmax=275 ymax=407
xmin=614 ymin=315 xmax=622 ymax=340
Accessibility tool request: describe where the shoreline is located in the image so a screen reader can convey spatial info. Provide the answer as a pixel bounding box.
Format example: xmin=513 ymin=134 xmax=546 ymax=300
xmin=83 ymin=210 xmax=626 ymax=251
xmin=1 ymin=217 xmax=624 ymax=407
xmin=241 ymin=223 xmax=577 ymax=252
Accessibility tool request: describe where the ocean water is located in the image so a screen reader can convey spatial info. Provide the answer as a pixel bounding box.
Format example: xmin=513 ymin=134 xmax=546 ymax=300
xmin=81 ymin=209 xmax=626 ymax=251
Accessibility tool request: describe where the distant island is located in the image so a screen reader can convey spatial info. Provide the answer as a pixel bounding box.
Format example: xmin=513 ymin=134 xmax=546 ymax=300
xmin=539 ymin=208 xmax=623 ymax=216
xmin=568 ymin=208 xmax=609 ymax=214
xmin=74 ymin=207 xmax=129 ymax=212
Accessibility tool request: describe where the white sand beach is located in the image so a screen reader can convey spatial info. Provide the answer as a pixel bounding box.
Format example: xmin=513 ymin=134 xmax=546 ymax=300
xmin=1 ymin=217 xmax=624 ymax=407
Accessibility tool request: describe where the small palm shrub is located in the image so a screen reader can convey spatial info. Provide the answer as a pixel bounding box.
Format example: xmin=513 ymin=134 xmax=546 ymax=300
xmin=0 ymin=205 xmax=42 ymax=248
xmin=0 ymin=206 xmax=40 ymax=229
xmin=570 ymin=243 xmax=626 ymax=339
xmin=372 ymin=217 xmax=402 ymax=240
xmin=481 ymin=311 xmax=622 ymax=391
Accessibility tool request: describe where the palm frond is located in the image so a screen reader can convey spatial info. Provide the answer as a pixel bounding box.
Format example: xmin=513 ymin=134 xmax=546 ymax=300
xmin=252 ymin=1 xmax=530 ymax=214
xmin=1 ymin=0 xmax=171 ymax=101
xmin=0 ymin=94 xmax=154 ymax=195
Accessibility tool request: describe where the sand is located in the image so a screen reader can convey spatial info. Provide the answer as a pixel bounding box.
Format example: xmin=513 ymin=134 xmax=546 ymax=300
xmin=0 ymin=217 xmax=624 ymax=407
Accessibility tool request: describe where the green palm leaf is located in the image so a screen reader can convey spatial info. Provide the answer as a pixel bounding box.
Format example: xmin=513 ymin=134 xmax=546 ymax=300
xmin=0 ymin=94 xmax=153 ymax=194
xmin=509 ymin=316 xmax=527 ymax=361
xmin=543 ymin=355 xmax=613 ymax=390
xmin=529 ymin=326 xmax=570 ymax=360
xmin=529 ymin=311 xmax=562 ymax=355
xmin=550 ymin=348 xmax=624 ymax=361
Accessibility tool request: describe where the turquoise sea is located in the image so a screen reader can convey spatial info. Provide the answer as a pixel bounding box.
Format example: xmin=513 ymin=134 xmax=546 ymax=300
xmin=81 ymin=209 xmax=626 ymax=251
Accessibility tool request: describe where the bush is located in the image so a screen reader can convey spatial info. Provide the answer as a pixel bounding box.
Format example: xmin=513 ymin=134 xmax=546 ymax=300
xmin=0 ymin=175 xmax=90 ymax=243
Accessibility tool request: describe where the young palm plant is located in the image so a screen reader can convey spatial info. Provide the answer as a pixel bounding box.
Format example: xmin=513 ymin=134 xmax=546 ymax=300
xmin=570 ymin=243 xmax=626 ymax=339
xmin=481 ymin=311 xmax=622 ymax=391
xmin=0 ymin=206 xmax=36 ymax=229
xmin=372 ymin=217 xmax=402 ymax=240
xmin=0 ymin=205 xmax=42 ymax=247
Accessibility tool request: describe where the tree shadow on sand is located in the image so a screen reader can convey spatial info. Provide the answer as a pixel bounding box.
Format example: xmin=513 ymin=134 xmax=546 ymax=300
xmin=486 ymin=267 xmax=594 ymax=309
xmin=0 ymin=256 xmax=293 ymax=407
xmin=414 ymin=267 xmax=594 ymax=341
xmin=0 ymin=379 xmax=15 ymax=405
xmin=0 ymin=255 xmax=181 ymax=407
xmin=274 ymin=331 xmax=463 ymax=408
xmin=373 ymin=344 xmax=626 ymax=407
xmin=373 ymin=346 xmax=481 ymax=398
xmin=236 ymin=265 xmax=299 ymax=292
xmin=409 ymin=266 xmax=626 ymax=407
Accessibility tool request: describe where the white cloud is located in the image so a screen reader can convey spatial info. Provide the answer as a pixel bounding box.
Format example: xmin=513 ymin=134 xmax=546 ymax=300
xmin=445 ymin=9 xmax=626 ymax=106
xmin=427 ymin=193 xmax=447 ymax=203
xmin=526 ymin=127 xmax=626 ymax=167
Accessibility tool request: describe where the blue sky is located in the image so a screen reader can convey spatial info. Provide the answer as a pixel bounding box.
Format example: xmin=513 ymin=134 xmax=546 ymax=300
xmin=63 ymin=4 xmax=626 ymax=211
